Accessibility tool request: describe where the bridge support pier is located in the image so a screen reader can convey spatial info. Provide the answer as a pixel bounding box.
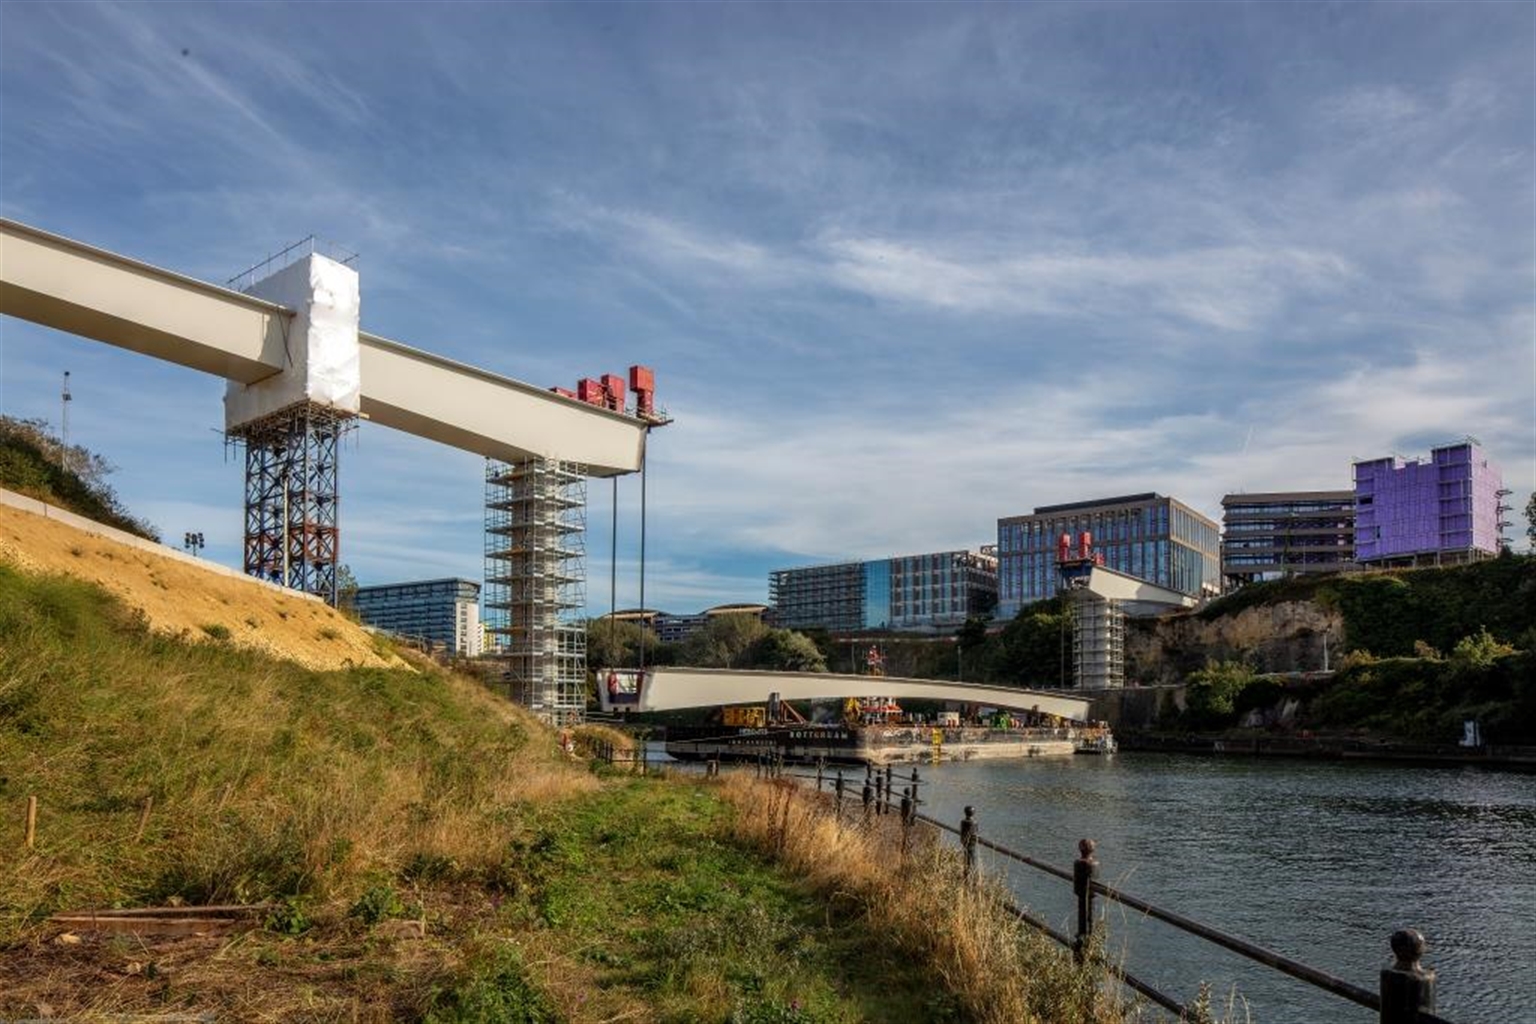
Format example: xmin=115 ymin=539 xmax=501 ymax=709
xmin=223 ymin=247 xmax=362 ymax=604
xmin=228 ymin=402 xmax=352 ymax=603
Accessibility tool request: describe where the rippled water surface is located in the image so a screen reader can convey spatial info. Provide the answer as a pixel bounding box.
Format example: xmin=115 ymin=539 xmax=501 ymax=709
xmin=909 ymin=754 xmax=1535 ymax=1024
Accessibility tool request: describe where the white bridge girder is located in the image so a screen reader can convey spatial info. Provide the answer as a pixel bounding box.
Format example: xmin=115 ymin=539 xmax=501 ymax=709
xmin=0 ymin=218 xmax=646 ymax=476
xmin=598 ymin=666 xmax=1094 ymax=722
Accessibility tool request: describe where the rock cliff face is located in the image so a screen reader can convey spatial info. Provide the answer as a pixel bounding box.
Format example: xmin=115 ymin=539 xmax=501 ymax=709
xmin=1126 ymin=600 xmax=1343 ymax=685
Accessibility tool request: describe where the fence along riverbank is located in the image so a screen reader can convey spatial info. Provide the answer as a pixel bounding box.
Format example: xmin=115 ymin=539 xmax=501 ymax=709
xmin=590 ymin=745 xmax=1456 ymax=1024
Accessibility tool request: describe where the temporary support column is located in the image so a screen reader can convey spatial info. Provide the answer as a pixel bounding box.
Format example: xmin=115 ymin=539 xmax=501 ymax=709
xmin=1070 ymin=591 xmax=1124 ymax=689
xmin=231 ymin=404 xmax=349 ymax=602
xmin=223 ymin=247 xmax=361 ymax=603
xmin=484 ymin=457 xmax=588 ymax=725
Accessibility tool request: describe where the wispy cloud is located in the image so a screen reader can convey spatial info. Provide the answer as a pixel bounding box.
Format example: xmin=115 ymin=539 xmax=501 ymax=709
xmin=2 ymin=0 xmax=1531 ymax=605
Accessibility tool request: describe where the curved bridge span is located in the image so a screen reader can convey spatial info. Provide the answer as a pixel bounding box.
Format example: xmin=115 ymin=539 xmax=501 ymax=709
xmin=598 ymin=667 xmax=1093 ymax=722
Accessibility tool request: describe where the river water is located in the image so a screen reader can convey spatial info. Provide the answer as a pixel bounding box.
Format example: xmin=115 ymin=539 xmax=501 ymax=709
xmin=907 ymin=753 xmax=1535 ymax=1024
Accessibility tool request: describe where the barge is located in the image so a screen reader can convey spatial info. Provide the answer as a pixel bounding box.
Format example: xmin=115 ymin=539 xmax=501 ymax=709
xmin=664 ymin=720 xmax=1112 ymax=765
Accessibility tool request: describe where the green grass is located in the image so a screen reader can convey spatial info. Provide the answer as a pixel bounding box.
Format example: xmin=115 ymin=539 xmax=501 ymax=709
xmin=0 ymin=563 xmax=556 ymax=933
xmin=1 ymin=565 xmax=988 ymax=1022
xmin=491 ymin=781 xmax=955 ymax=1023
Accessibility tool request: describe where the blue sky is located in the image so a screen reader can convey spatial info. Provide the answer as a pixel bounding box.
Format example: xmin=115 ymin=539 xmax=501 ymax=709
xmin=2 ymin=1 xmax=1532 ymax=611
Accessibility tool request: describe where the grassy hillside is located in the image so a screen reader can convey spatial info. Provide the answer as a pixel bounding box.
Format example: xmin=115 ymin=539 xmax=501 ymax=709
xmin=0 ymin=564 xmax=569 ymax=932
xmin=3 ymin=566 xmax=1152 ymax=1023
xmin=0 ymin=416 xmax=158 ymax=541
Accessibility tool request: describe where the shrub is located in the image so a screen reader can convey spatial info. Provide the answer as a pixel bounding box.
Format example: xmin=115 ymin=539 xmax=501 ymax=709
xmin=265 ymin=895 xmax=314 ymax=936
xmin=1450 ymin=627 xmax=1516 ymax=669
xmin=1183 ymin=660 xmax=1258 ymax=729
xmin=349 ymin=883 xmax=406 ymax=925
xmin=200 ymin=623 xmax=232 ymax=641
xmin=0 ymin=415 xmax=160 ymax=540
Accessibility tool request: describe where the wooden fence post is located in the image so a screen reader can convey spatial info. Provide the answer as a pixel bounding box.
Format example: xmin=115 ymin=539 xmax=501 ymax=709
xmin=136 ymin=796 xmax=154 ymax=841
xmin=1073 ymin=838 xmax=1098 ymax=964
xmin=960 ymin=806 xmax=978 ymax=880
xmin=899 ymin=786 xmax=914 ymax=858
xmin=24 ymin=796 xmax=37 ymax=850
xmin=1380 ymin=929 xmax=1436 ymax=1024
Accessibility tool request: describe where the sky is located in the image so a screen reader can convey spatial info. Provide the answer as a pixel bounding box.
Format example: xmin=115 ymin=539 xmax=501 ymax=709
xmin=1 ymin=1 xmax=1532 ymax=612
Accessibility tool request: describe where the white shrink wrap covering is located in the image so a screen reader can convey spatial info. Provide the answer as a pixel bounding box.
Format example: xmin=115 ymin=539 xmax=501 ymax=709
xmin=225 ymin=254 xmax=361 ymax=428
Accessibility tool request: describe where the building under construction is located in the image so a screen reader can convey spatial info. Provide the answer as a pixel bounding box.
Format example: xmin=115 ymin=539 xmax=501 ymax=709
xmin=483 ymin=457 xmax=588 ymax=725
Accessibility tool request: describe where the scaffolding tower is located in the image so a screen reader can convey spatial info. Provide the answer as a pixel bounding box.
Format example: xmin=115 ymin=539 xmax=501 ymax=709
xmin=484 ymin=457 xmax=588 ymax=725
xmin=1070 ymin=591 xmax=1125 ymax=690
xmin=228 ymin=402 xmax=353 ymax=603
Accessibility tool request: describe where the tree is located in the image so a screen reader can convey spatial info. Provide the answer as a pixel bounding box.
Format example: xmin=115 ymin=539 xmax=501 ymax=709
xmin=587 ymin=617 xmax=646 ymax=668
xmin=747 ymin=629 xmax=828 ymax=672
xmin=335 ymin=564 xmax=359 ymax=608
xmin=1526 ymin=492 xmax=1536 ymax=549
xmin=680 ymin=613 xmax=770 ymax=668
xmin=955 ymin=616 xmax=990 ymax=679
xmin=985 ymin=597 xmax=1072 ymax=687
xmin=1183 ymin=660 xmax=1258 ymax=729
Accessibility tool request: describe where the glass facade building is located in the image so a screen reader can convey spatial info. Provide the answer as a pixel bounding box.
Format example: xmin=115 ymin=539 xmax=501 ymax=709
xmin=770 ymin=549 xmax=998 ymax=633
xmin=353 ymin=577 xmax=483 ymax=656
xmin=1221 ymin=491 xmax=1356 ymax=584
xmin=996 ymin=494 xmax=1219 ymax=619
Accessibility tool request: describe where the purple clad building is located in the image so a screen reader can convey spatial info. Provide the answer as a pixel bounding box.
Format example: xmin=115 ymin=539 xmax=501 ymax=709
xmin=1353 ymin=439 xmax=1509 ymax=567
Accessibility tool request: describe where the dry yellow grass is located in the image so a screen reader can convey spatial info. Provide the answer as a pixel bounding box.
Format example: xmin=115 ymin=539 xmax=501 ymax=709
xmin=720 ymin=774 xmax=1138 ymax=1024
xmin=0 ymin=502 xmax=400 ymax=671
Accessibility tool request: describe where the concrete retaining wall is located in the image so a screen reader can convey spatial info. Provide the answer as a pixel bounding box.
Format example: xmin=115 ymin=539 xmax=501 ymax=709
xmin=0 ymin=486 xmax=322 ymax=604
xmin=1084 ymin=685 xmax=1185 ymax=731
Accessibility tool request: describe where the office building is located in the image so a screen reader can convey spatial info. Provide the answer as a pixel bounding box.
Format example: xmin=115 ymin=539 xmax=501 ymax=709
xmin=1221 ymin=491 xmax=1356 ymax=584
xmin=996 ymin=493 xmax=1219 ymax=618
xmin=770 ymin=549 xmax=998 ymax=633
xmin=353 ymin=577 xmax=483 ymax=656
xmin=1354 ymin=439 xmax=1508 ymax=566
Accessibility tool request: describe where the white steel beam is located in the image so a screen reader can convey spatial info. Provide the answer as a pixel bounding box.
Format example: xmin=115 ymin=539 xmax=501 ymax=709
xmin=603 ymin=667 xmax=1094 ymax=721
xmin=0 ymin=218 xmax=290 ymax=383
xmin=0 ymin=218 xmax=646 ymax=474
xmin=358 ymin=332 xmax=644 ymax=476
xmin=1073 ymin=564 xmax=1198 ymax=611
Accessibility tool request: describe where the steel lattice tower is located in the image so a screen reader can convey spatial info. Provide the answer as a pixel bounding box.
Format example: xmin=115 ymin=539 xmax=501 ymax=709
xmin=484 ymin=457 xmax=587 ymax=725
xmin=229 ymin=403 xmax=352 ymax=604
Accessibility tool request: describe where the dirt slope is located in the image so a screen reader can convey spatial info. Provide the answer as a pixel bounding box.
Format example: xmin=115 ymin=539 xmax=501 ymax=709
xmin=0 ymin=503 xmax=402 ymax=671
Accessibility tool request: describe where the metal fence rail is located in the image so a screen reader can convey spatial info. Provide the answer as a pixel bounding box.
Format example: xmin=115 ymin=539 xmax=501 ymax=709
xmin=735 ymin=755 xmax=1454 ymax=1024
